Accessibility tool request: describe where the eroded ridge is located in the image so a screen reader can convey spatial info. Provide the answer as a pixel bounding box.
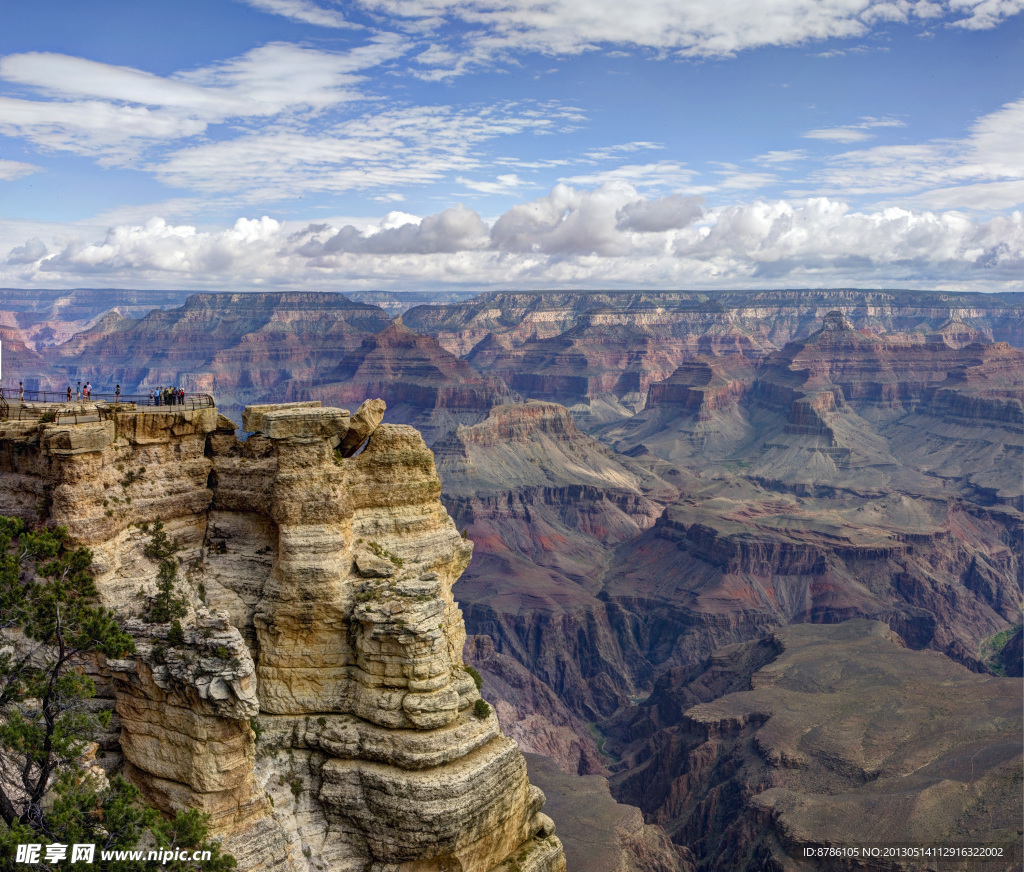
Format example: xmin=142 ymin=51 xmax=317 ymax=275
xmin=0 ymin=400 xmax=565 ymax=872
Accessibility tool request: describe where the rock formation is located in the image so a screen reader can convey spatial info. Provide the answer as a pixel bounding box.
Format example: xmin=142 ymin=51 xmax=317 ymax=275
xmin=310 ymin=319 xmax=516 ymax=445
xmin=434 ymin=402 xmax=678 ymax=742
xmin=607 ymin=621 xmax=1022 ymax=871
xmin=46 ymin=293 xmax=393 ymax=421
xmin=0 ymin=398 xmax=565 ymax=872
xmin=404 ymin=290 xmax=1024 ymax=425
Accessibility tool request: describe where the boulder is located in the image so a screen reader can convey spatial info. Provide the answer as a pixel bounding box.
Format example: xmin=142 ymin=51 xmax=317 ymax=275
xmin=339 ymin=398 xmax=386 ymax=457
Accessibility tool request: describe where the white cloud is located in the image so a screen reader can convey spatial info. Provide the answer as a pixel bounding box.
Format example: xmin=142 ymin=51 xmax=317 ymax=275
xmin=237 ymin=0 xmax=352 ymax=27
xmin=803 ymin=96 xmax=1024 ymax=207
xmin=1 ymin=40 xmax=405 ymax=118
xmin=0 ymin=159 xmax=41 ymax=181
xmin=583 ymin=142 xmax=664 ymax=161
xmin=351 ymin=0 xmax=1023 ymax=66
xmin=0 ymin=97 xmax=207 ymax=163
xmin=560 ymin=161 xmax=699 ymax=190
xmin=149 ymin=102 xmax=582 ymax=198
xmin=947 ymin=0 xmax=1024 ymax=29
xmin=753 ymin=149 xmax=809 ymax=165
xmin=35 ymin=216 xmax=283 ymax=276
xmin=803 ymin=115 xmax=906 ymax=143
xmin=804 ymin=127 xmax=876 ymax=143
xmin=457 ymin=173 xmax=527 ymax=195
xmin=0 ymin=39 xmax=407 ymax=164
xmin=3 ymin=189 xmax=1021 ymax=290
xmin=616 ymin=194 xmax=704 ymax=232
xmin=490 ymin=182 xmax=641 ymax=256
xmin=673 ymin=198 xmax=1015 ymax=275
xmin=5 ymin=237 xmax=47 ymax=264
xmin=295 ymin=205 xmax=490 ymax=255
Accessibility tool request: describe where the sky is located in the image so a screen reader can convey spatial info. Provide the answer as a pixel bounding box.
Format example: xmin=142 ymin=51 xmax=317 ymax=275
xmin=0 ymin=0 xmax=1022 ymax=293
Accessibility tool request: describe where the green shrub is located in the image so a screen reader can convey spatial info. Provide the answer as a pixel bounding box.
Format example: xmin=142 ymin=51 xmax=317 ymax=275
xmin=167 ymin=619 xmax=185 ymax=646
xmin=473 ymin=698 xmax=491 ymax=720
xmin=464 ymin=665 xmax=483 ymax=690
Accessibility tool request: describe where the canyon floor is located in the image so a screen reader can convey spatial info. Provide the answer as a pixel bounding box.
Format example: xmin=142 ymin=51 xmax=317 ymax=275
xmin=1 ymin=287 xmax=1021 ymax=871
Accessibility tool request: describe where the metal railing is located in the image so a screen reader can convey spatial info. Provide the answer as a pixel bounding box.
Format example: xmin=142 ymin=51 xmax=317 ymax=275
xmin=0 ymin=388 xmax=215 ymax=421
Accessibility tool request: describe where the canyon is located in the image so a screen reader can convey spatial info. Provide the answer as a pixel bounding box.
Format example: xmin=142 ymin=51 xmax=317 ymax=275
xmin=0 ymin=287 xmax=1021 ymax=871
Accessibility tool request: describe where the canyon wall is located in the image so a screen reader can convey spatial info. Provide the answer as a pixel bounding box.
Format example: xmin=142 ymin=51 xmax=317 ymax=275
xmin=0 ymin=399 xmax=565 ymax=872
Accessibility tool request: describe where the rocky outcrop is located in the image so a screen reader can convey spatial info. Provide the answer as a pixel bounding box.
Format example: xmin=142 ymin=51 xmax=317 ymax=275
xmin=0 ymin=400 xmax=565 ymax=872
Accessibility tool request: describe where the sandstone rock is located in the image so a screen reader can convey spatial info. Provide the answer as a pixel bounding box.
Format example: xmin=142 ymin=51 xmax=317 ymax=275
xmin=242 ymin=401 xmax=322 ymax=432
xmin=0 ymin=400 xmax=564 ymax=872
xmin=339 ymin=397 xmax=386 ymax=456
xmin=40 ymin=420 xmax=114 ymax=455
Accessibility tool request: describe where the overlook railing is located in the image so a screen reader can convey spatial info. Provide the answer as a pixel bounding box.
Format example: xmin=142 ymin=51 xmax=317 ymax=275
xmin=0 ymin=388 xmax=215 ymax=422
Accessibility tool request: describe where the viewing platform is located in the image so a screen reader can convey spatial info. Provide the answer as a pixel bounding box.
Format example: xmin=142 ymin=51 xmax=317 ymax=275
xmin=0 ymin=388 xmax=215 ymax=425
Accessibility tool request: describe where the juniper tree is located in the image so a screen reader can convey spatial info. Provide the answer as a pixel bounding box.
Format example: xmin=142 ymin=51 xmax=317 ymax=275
xmin=0 ymin=517 xmax=135 ymax=836
xmin=0 ymin=517 xmax=234 ymax=870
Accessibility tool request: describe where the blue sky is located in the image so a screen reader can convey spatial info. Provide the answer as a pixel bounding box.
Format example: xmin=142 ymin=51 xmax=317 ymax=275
xmin=0 ymin=0 xmax=1021 ymax=291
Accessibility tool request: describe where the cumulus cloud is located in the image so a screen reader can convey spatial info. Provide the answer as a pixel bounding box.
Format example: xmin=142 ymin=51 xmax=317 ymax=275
xmin=6 ymin=237 xmax=47 ymax=264
xmin=616 ymin=194 xmax=704 ymax=232
xmin=3 ymin=188 xmax=1022 ymax=290
xmin=673 ymin=197 xmax=1024 ymax=281
xmin=35 ymin=217 xmax=282 ymax=276
xmin=0 ymin=158 xmax=41 ymax=181
xmin=490 ymin=182 xmax=646 ymax=256
xmin=294 ymin=206 xmax=490 ymax=255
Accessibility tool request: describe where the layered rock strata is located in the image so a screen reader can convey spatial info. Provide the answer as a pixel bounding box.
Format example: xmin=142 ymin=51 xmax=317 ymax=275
xmin=607 ymin=621 xmax=1023 ymax=871
xmin=0 ymin=399 xmax=565 ymax=872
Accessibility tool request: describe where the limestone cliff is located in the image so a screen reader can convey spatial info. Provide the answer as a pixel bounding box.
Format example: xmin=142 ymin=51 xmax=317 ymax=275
xmin=0 ymin=399 xmax=565 ymax=872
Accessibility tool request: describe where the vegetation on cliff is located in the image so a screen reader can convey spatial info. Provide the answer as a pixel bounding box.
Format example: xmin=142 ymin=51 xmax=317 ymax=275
xmin=0 ymin=517 xmax=234 ymax=870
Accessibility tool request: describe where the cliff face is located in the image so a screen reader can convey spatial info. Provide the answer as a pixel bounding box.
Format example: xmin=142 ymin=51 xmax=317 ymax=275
xmin=309 ymin=320 xmax=516 ymax=445
xmin=434 ymin=402 xmax=679 ymax=753
xmin=403 ymin=290 xmax=1024 ymax=427
xmin=0 ymin=400 xmax=565 ymax=872
xmin=45 ymin=293 xmax=393 ymax=420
